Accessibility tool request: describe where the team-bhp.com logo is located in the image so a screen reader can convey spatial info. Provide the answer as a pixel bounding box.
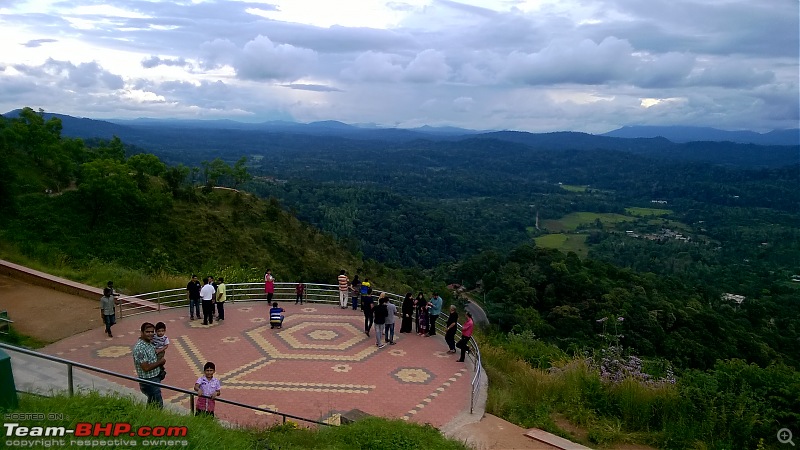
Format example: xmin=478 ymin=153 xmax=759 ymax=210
xmin=4 ymin=422 xmax=187 ymax=437
xmin=4 ymin=422 xmax=189 ymax=447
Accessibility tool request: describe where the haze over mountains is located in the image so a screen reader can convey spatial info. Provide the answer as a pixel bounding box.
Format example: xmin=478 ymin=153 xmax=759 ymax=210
xmin=4 ymin=109 xmax=798 ymax=169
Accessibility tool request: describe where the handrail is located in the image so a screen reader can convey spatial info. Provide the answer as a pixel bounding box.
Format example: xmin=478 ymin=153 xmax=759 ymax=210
xmin=0 ymin=310 xmax=12 ymax=335
xmin=46 ymin=282 xmax=482 ymax=416
xmin=0 ymin=342 xmax=332 ymax=427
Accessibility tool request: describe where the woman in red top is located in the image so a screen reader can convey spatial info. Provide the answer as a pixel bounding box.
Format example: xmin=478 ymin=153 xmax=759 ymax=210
xmin=456 ymin=312 xmax=473 ymax=362
xmin=264 ymin=269 xmax=275 ymax=302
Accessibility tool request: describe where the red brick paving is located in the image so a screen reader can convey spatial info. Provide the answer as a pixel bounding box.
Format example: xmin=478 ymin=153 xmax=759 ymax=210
xmin=41 ymin=301 xmax=474 ymax=428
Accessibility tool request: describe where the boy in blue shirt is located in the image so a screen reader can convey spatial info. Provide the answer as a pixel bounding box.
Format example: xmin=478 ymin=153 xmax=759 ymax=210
xmin=270 ymin=302 xmax=285 ymax=329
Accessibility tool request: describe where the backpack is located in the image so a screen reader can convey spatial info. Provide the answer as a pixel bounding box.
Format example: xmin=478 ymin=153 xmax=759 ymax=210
xmin=360 ymin=285 xmax=369 ymax=295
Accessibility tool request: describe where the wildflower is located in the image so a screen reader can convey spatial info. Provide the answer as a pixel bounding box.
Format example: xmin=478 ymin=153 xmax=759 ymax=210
xmin=617 ymin=316 xmax=624 ymax=322
xmin=596 ymin=317 xmax=608 ymax=323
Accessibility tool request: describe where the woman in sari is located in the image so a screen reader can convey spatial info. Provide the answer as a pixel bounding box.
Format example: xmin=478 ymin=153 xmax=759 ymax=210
xmin=415 ymin=292 xmax=427 ymax=335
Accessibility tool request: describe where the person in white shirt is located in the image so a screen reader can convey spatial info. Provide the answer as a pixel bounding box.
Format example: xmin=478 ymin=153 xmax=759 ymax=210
xmin=200 ymin=277 xmax=216 ymax=325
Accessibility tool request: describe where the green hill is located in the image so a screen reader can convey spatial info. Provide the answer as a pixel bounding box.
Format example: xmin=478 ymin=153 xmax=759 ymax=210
xmin=0 ymin=108 xmax=367 ymax=287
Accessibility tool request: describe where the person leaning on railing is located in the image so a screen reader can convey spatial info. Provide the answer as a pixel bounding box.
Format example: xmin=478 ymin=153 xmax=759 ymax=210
xmin=456 ymin=312 xmax=474 ymax=362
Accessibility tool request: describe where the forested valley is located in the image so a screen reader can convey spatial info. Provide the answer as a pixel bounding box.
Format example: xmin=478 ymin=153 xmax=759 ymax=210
xmin=2 ymin=107 xmax=798 ymax=449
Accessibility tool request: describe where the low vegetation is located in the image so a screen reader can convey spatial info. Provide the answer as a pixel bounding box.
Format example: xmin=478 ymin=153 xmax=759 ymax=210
xmin=481 ymin=331 xmax=800 ymax=449
xmin=5 ymin=392 xmax=468 ymax=450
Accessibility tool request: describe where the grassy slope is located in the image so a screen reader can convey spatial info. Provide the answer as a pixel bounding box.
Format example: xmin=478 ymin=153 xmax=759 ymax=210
xmin=8 ymin=392 xmax=468 ymax=450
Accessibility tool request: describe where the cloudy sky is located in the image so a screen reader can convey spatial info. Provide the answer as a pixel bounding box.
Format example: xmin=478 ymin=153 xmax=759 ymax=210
xmin=0 ymin=0 xmax=797 ymax=132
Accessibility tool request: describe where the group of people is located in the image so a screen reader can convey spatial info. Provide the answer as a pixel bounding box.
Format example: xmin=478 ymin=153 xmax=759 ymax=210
xmin=132 ymin=320 xmax=220 ymax=416
xmin=337 ymin=271 xmax=474 ymax=360
xmin=186 ymin=275 xmax=227 ymax=325
xmin=122 ymin=270 xmax=478 ymax=419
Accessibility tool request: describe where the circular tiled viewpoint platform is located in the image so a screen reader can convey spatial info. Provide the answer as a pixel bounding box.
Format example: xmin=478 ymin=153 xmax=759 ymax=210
xmin=42 ymin=302 xmax=473 ymax=428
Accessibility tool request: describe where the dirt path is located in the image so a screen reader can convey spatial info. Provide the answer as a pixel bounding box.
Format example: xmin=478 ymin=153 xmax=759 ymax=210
xmin=0 ymin=274 xmax=100 ymax=343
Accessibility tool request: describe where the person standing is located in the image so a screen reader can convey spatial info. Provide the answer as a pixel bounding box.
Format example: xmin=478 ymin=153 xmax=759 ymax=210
xmin=106 ymin=281 xmax=121 ymax=298
xmin=295 ymin=280 xmax=305 ymax=305
xmin=399 ymin=292 xmax=414 ymax=333
xmin=132 ymin=322 xmax=165 ymax=408
xmin=200 ymin=277 xmax=216 ymax=325
xmin=427 ymin=292 xmax=443 ymax=336
xmin=444 ymin=305 xmax=459 ymax=353
xmin=264 ymin=269 xmax=275 ymax=303
xmin=384 ymin=294 xmax=397 ymax=345
xmin=337 ymin=270 xmax=350 ymax=309
xmin=415 ymin=292 xmax=427 ymax=335
xmin=373 ymin=295 xmax=388 ymax=348
xmin=194 ymin=362 xmax=221 ymax=417
xmin=186 ymin=275 xmax=201 ymax=321
xmin=362 ymin=286 xmax=374 ymax=336
xmin=215 ymin=277 xmax=226 ymax=321
xmin=350 ymin=275 xmax=361 ymax=310
xmin=456 ymin=312 xmax=474 ymax=362
xmin=100 ymin=287 xmax=119 ymax=337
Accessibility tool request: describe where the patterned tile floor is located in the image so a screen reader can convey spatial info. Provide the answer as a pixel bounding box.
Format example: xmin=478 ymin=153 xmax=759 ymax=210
xmin=42 ymin=302 xmax=473 ymax=428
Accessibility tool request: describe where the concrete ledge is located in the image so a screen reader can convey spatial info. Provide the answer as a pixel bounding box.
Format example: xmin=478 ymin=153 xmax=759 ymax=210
xmin=0 ymin=259 xmax=158 ymax=314
xmin=525 ymin=429 xmax=594 ymax=450
xmin=0 ymin=259 xmax=103 ymax=300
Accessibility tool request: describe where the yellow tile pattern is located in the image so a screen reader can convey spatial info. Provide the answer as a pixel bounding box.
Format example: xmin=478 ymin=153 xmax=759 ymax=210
xmin=96 ymin=346 xmax=131 ymax=358
xmin=401 ymin=368 xmax=468 ymax=421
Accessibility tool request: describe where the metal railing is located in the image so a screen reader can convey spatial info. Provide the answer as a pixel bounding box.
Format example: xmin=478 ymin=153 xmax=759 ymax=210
xmin=46 ymin=282 xmax=483 ymax=415
xmin=0 ymin=310 xmax=13 ymax=335
xmin=0 ymin=342 xmax=333 ymax=427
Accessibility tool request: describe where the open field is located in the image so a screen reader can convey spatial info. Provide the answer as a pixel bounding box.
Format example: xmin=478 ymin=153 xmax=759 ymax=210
xmin=534 ymin=233 xmax=589 ymax=256
xmin=625 ymin=207 xmax=673 ymax=217
xmin=542 ymin=212 xmax=634 ymax=232
xmin=559 ymin=184 xmax=587 ymax=192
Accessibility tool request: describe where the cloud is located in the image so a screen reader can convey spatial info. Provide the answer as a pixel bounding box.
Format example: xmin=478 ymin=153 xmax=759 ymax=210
xmin=341 ymin=51 xmax=403 ymax=82
xmin=0 ymin=0 xmax=795 ymax=132
xmin=404 ymin=49 xmax=451 ymax=83
xmin=453 ymin=96 xmax=474 ymax=112
xmin=141 ymin=56 xmax=192 ymax=69
xmin=13 ymin=59 xmax=123 ymax=90
xmin=234 ymin=35 xmax=317 ymax=81
xmin=504 ymin=37 xmax=637 ymax=85
xmin=689 ymin=61 xmax=775 ymax=89
xmin=23 ymin=39 xmax=58 ymax=48
xmin=284 ymin=84 xmax=342 ymax=92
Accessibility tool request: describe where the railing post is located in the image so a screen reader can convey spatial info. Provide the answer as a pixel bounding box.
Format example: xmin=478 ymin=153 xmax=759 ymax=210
xmin=157 ymin=291 xmax=161 ymax=311
xmin=190 ymin=393 xmax=195 ymax=415
xmin=67 ymin=363 xmax=74 ymax=397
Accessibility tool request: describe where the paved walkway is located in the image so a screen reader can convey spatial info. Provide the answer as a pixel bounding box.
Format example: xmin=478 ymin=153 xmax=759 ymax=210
xmin=33 ymin=302 xmax=477 ymax=428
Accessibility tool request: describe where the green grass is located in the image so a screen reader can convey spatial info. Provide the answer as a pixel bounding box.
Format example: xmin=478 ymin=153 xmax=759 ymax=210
xmin=559 ymin=184 xmax=588 ymax=192
xmin=534 ymin=234 xmax=589 ymax=257
xmin=0 ymin=242 xmax=185 ymax=295
xmin=7 ymin=392 xmax=469 ymax=450
xmin=542 ymin=212 xmax=634 ymax=232
xmin=624 ymin=207 xmax=672 ymax=217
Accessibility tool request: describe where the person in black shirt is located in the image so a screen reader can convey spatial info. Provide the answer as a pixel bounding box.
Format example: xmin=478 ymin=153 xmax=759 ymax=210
xmin=362 ymin=286 xmax=374 ymax=336
xmin=186 ymin=274 xmax=201 ymax=321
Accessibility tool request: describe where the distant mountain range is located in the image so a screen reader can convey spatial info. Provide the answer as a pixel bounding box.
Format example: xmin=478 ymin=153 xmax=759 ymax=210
xmin=6 ymin=109 xmax=797 ymax=145
xmin=602 ymin=125 xmax=799 ymax=146
xmin=3 ymin=109 xmax=798 ymax=168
